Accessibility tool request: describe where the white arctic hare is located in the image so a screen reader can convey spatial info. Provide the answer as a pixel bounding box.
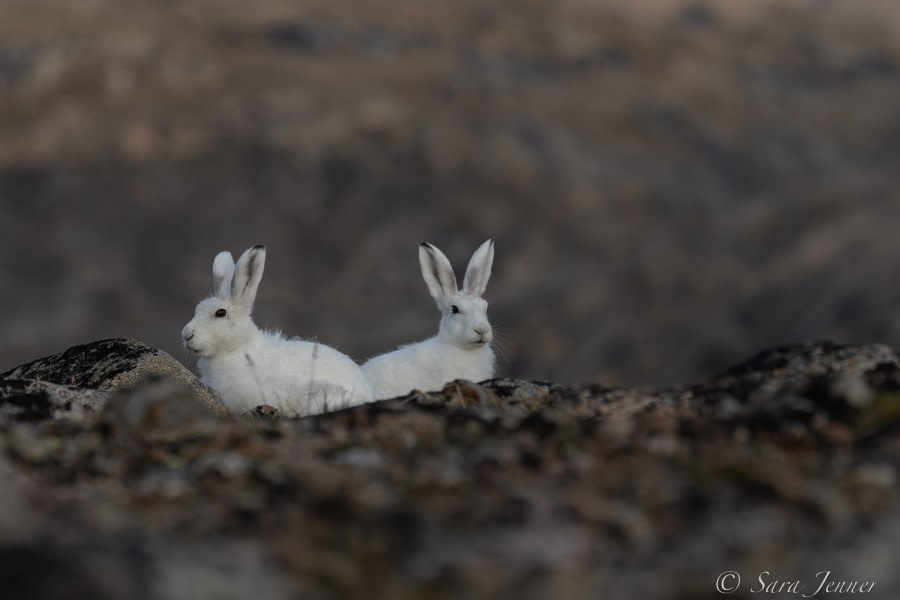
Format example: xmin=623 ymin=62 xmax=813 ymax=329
xmin=182 ymin=245 xmax=381 ymax=416
xmin=362 ymin=239 xmax=496 ymax=398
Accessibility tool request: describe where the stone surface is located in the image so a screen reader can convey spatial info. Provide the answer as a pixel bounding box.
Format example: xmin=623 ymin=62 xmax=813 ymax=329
xmin=714 ymin=340 xmax=900 ymax=396
xmin=102 ymin=376 xmax=221 ymax=435
xmin=0 ymin=378 xmax=107 ymax=426
xmin=3 ymin=338 xmax=229 ymax=418
xmin=2 ymin=340 xmax=898 ymax=599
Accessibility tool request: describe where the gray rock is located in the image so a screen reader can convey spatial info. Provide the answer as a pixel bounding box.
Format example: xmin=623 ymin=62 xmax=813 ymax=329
xmin=3 ymin=338 xmax=229 ymax=417
xmin=0 ymin=378 xmax=107 ymax=425
xmin=714 ymin=341 xmax=899 ymax=398
xmin=707 ymin=342 xmax=900 ymax=431
xmin=102 ymin=376 xmax=221 ymax=436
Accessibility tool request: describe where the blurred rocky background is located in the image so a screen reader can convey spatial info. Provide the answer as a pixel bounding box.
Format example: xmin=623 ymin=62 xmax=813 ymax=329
xmin=3 ymin=0 xmax=900 ymax=387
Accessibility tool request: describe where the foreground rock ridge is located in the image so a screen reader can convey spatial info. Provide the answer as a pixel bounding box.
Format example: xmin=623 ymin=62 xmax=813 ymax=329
xmin=1 ymin=338 xmax=899 ymax=599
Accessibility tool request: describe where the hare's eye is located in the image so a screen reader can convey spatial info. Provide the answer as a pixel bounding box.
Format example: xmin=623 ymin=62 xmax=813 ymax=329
xmin=451 ymin=305 xmax=460 ymax=314
xmin=215 ymin=309 xmax=227 ymax=318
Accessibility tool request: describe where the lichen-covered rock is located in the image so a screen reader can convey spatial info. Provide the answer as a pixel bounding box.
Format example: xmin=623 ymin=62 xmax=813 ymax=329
xmin=2 ymin=338 xmax=229 ymax=418
xmin=707 ymin=342 xmax=900 ymax=438
xmin=1 ymin=340 xmax=900 ymax=600
xmin=0 ymin=379 xmax=107 ymax=426
xmin=714 ymin=340 xmax=899 ymax=399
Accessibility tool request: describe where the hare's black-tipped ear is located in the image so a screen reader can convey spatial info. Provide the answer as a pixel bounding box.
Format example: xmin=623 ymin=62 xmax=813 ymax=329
xmin=419 ymin=242 xmax=457 ymax=304
xmin=212 ymin=251 xmax=235 ymax=299
xmin=231 ymin=245 xmax=266 ymax=311
xmin=463 ymin=239 xmax=494 ymax=297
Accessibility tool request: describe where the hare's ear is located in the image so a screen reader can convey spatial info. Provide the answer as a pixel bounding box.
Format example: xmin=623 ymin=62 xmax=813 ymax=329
xmin=212 ymin=251 xmax=235 ymax=299
xmin=231 ymin=245 xmax=266 ymax=311
xmin=463 ymin=239 xmax=494 ymax=297
xmin=419 ymin=242 xmax=457 ymax=304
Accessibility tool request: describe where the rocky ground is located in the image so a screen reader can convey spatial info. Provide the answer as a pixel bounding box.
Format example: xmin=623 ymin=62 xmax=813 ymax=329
xmin=1 ymin=338 xmax=899 ymax=599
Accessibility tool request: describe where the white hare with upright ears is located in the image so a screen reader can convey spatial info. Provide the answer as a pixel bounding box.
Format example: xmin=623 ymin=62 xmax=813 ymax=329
xmin=362 ymin=239 xmax=496 ymax=398
xmin=182 ymin=245 xmax=381 ymax=416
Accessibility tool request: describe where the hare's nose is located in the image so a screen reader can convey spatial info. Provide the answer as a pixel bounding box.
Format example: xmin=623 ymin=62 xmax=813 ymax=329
xmin=184 ymin=333 xmax=194 ymax=341
xmin=474 ymin=325 xmax=489 ymax=336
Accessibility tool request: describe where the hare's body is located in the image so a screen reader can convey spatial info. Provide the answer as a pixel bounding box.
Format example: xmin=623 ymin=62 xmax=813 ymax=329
xmin=363 ymin=335 xmax=495 ymax=398
xmin=183 ymin=245 xmax=380 ymax=417
xmin=197 ymin=330 xmax=378 ymax=415
xmin=363 ymin=240 xmax=496 ymax=398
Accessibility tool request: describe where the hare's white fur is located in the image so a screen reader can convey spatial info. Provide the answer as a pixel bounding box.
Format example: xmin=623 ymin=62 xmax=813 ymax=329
xmin=362 ymin=239 xmax=496 ymax=398
xmin=182 ymin=245 xmax=381 ymax=416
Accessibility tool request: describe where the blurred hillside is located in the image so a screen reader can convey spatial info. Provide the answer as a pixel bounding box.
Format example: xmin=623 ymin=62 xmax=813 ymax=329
xmin=2 ymin=0 xmax=900 ymax=386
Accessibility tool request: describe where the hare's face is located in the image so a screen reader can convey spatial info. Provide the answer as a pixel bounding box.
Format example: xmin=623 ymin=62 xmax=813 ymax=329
xmin=419 ymin=239 xmax=494 ymax=350
xmin=182 ymin=297 xmax=256 ymax=357
xmin=438 ymin=294 xmax=492 ymax=349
